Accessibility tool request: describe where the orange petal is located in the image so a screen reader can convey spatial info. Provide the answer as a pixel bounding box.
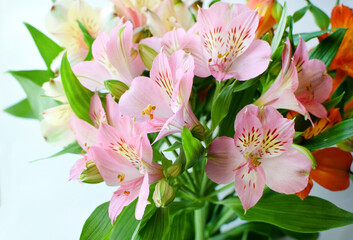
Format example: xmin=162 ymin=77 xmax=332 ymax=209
xmin=295 ymin=177 xmax=313 ymax=200
xmin=311 ymin=147 xmax=353 ymax=191
xmin=247 ymin=0 xmax=276 ymax=38
xmin=331 ymin=4 xmax=353 ymax=29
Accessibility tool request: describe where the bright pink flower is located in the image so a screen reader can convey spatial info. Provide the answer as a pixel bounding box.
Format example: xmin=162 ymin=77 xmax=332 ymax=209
xmin=73 ymin=20 xmax=145 ymax=91
xmin=254 ymin=39 xmax=308 ymax=117
xmin=293 ymin=38 xmax=332 ymax=119
xmin=90 ymin=117 xmax=163 ymax=221
xmin=196 ymin=2 xmax=271 ymax=81
xmin=206 ymin=104 xmax=311 ymax=211
xmin=119 ymin=50 xmax=199 ymax=142
xmin=69 ymin=92 xmax=120 ymax=181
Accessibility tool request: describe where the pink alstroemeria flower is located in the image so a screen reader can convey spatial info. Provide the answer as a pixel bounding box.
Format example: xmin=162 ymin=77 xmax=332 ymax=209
xmin=73 ymin=20 xmax=145 ymax=91
xmin=119 ymin=50 xmax=199 ymax=142
xmin=69 ymin=92 xmax=121 ymax=181
xmin=254 ymin=39 xmax=308 ymax=117
xmin=206 ymin=104 xmax=311 ymax=211
xmin=90 ymin=117 xmax=163 ymax=221
xmin=293 ymin=38 xmax=332 ymax=119
xmin=196 ymin=2 xmax=271 ymax=81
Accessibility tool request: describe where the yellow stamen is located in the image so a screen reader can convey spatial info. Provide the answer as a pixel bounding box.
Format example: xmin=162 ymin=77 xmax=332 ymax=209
xmin=117 ymin=173 xmax=125 ymax=182
xmin=141 ymin=104 xmax=156 ymax=120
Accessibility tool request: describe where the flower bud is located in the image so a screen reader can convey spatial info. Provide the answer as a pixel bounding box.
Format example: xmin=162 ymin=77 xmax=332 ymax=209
xmin=79 ymin=160 xmax=104 ymax=184
xmin=167 ymin=162 xmax=182 ymax=178
xmin=104 ymin=80 xmax=129 ymax=100
xmin=190 ymin=124 xmax=208 ymax=141
xmin=153 ymin=179 xmax=175 ymax=208
xmin=138 ymin=43 xmax=158 ymax=70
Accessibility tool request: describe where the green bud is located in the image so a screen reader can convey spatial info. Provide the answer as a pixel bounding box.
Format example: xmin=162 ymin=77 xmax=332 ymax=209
xmin=79 ymin=160 xmax=104 ymax=184
xmin=153 ymin=179 xmax=175 ymax=208
xmin=190 ymin=124 xmax=208 ymax=141
xmin=138 ymin=43 xmax=158 ymax=70
xmin=167 ymin=162 xmax=182 ymax=178
xmin=291 ymin=144 xmax=317 ymax=169
xmin=104 ymin=80 xmax=129 ymax=100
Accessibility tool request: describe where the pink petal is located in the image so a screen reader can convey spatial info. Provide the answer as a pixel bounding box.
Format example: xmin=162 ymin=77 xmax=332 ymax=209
xmin=140 ymin=36 xmax=162 ymax=53
xmin=206 ymin=136 xmax=243 ymax=184
xmin=106 ymin=94 xmax=121 ymax=128
xmin=135 ymin=173 xmax=150 ymax=220
xmin=301 ymin=100 xmax=327 ymax=119
xmin=90 ymin=146 xmax=142 ymax=186
xmin=69 ymin=155 xmax=88 ymax=181
xmin=108 ymin=177 xmax=143 ymax=222
xmin=89 ymin=92 xmax=107 ymax=128
xmin=234 ymin=164 xmax=266 ymax=211
xmin=73 ymin=61 xmax=112 ymax=91
xmin=70 ymin=115 xmax=97 ymax=151
xmin=234 ymin=105 xmax=263 ymax=155
xmin=228 ymin=39 xmax=271 ymax=81
xmin=261 ymin=148 xmax=311 ymax=194
xmin=92 ymin=32 xmax=110 ymax=64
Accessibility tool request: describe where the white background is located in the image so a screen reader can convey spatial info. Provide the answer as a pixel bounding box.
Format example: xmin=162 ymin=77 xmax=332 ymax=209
xmin=0 ymin=0 xmax=353 ymax=239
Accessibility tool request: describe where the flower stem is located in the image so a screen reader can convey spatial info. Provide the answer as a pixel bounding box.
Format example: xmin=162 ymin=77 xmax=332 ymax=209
xmin=195 ymin=205 xmax=206 ymax=240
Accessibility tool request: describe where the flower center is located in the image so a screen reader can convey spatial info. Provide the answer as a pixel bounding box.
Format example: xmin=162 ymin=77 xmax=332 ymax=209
xmin=142 ymin=104 xmax=156 ymax=120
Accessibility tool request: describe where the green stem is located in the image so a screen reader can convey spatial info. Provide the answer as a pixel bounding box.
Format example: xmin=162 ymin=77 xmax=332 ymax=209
xmin=207 ymin=182 xmax=234 ymax=197
xmin=164 ymin=137 xmax=178 ymax=158
xmin=195 ymin=206 xmax=206 ymax=240
xmin=185 ymin=171 xmax=198 ymax=192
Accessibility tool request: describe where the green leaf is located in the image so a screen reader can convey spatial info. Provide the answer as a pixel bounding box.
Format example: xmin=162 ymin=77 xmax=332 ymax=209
xmin=61 ymin=52 xmax=94 ymax=124
xmin=303 ymin=118 xmax=353 ymax=150
xmin=165 ymin=210 xmax=194 ymax=240
xmin=24 ymin=23 xmax=63 ymax=71
xmin=32 ymin=141 xmax=83 ymax=162
xmin=80 ymin=202 xmax=113 ymax=240
xmin=138 ymin=44 xmax=158 ymax=70
xmin=110 ymin=200 xmax=140 ymax=240
xmin=104 ymin=80 xmax=129 ymax=100
xmin=137 ymin=208 xmax=170 ymax=239
xmin=233 ymin=78 xmax=259 ymax=93
xmin=163 ymin=141 xmax=182 ymax=152
xmin=293 ymin=5 xmax=310 ymax=22
xmin=8 ymin=70 xmax=58 ymax=119
xmin=293 ymin=28 xmax=345 ymax=45
xmin=309 ymin=4 xmax=330 ymax=29
xmin=332 ymin=76 xmax=353 ymax=112
xmin=323 ymin=92 xmax=345 ymax=110
xmin=309 ymin=28 xmax=347 ymax=67
xmin=291 ymin=144 xmax=316 ymax=168
xmin=211 ymin=82 xmax=235 ymax=130
xmin=271 ymin=2 xmax=287 ymax=56
xmin=220 ymin=194 xmax=353 ymax=233
xmin=77 ymin=20 xmax=95 ymax=61
xmin=4 ymin=98 xmax=36 ymax=119
xmin=181 ymin=127 xmax=204 ymax=169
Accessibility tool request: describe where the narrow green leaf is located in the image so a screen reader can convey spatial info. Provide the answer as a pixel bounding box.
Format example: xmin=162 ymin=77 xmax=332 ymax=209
xmin=293 ymin=28 xmax=345 ymax=45
xmin=163 ymin=141 xmax=182 ymax=152
xmin=332 ymin=76 xmax=353 ymax=111
xmin=4 ymin=98 xmax=36 ymax=119
xmin=110 ymin=200 xmax=140 ymax=240
xmin=220 ymin=194 xmax=353 ymax=233
xmin=24 ymin=23 xmax=63 ymax=71
xmin=32 ymin=142 xmax=83 ymax=162
xmin=323 ymin=92 xmax=345 ymax=110
xmin=104 ymin=80 xmax=129 ymax=100
xmin=309 ymin=28 xmax=346 ymax=67
xmin=8 ymin=70 xmax=58 ymax=119
xmin=309 ymin=4 xmax=330 ymax=29
xmin=137 ymin=208 xmax=170 ymax=239
xmin=293 ymin=5 xmax=310 ymax=22
xmin=80 ymin=202 xmax=113 ymax=240
xmin=77 ymin=20 xmax=95 ymax=61
xmin=303 ymin=119 xmax=353 ymax=150
xmin=211 ymin=82 xmax=235 ymax=130
xmin=271 ymin=2 xmax=287 ymax=55
xmin=181 ymin=127 xmax=204 ymax=169
xmin=138 ymin=44 xmax=158 ymax=70
xmin=165 ymin=211 xmax=194 ymax=240
xmin=61 ymin=53 xmax=94 ymax=124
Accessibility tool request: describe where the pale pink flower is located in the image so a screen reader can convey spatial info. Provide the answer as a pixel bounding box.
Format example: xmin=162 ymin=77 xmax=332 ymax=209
xmin=90 ymin=117 xmax=163 ymax=221
xmin=73 ymin=20 xmax=145 ymax=91
xmin=119 ymin=50 xmax=199 ymax=142
xmin=254 ymin=39 xmax=308 ymax=117
xmin=69 ymin=92 xmax=120 ymax=181
xmin=196 ymin=2 xmax=271 ymax=81
xmin=293 ymin=38 xmax=332 ymax=119
xmin=206 ymin=104 xmax=311 ymax=211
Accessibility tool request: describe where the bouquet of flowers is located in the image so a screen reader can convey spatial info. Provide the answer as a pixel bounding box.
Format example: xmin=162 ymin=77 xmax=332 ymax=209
xmin=4 ymin=0 xmax=353 ymax=239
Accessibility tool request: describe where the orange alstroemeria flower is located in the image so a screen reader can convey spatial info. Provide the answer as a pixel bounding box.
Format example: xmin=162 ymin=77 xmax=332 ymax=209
xmin=330 ymin=4 xmax=353 ymax=78
xmin=247 ymin=0 xmax=276 ymax=38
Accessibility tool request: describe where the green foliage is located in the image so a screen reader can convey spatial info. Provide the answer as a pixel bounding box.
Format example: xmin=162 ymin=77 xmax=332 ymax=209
xmin=104 ymin=80 xmax=129 ymax=100
xmin=24 ymin=23 xmax=63 ymax=71
xmin=8 ymin=70 xmax=58 ymax=119
xmin=308 ymin=3 xmax=330 ymax=29
xmin=271 ymin=2 xmax=287 ymax=56
xmin=137 ymin=208 xmax=170 ymax=239
xmin=33 ymin=142 xmax=82 ymax=162
xmin=293 ymin=28 xmax=344 ymax=45
xmin=181 ymin=127 xmax=205 ymax=169
xmin=138 ymin=44 xmax=158 ymax=70
xmin=220 ymin=193 xmax=353 ymax=233
xmin=60 ymin=53 xmax=94 ymax=124
xmin=293 ymin=5 xmax=310 ymax=22
xmin=77 ymin=20 xmax=95 ymax=61
xmin=309 ymin=28 xmax=347 ymax=67
xmin=4 ymin=98 xmax=36 ymax=119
